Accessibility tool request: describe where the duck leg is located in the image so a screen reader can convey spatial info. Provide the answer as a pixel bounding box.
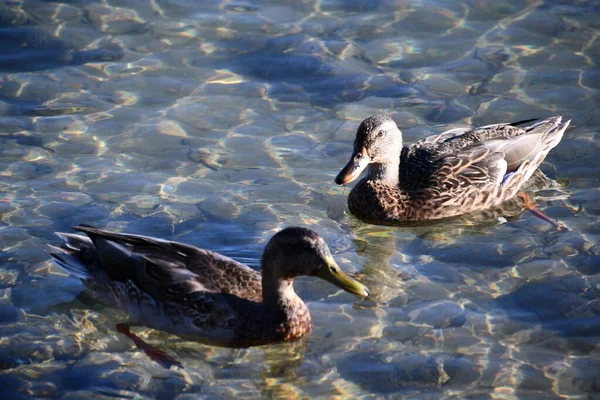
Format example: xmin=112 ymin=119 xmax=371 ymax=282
xmin=116 ymin=323 xmax=183 ymax=369
xmin=517 ymin=192 xmax=565 ymax=231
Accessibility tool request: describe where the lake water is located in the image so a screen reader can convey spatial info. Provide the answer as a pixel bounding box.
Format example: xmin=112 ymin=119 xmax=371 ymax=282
xmin=1 ymin=0 xmax=599 ymax=398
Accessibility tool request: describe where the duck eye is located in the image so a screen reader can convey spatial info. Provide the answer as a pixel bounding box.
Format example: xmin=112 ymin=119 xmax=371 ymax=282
xmin=377 ymin=130 xmax=385 ymax=137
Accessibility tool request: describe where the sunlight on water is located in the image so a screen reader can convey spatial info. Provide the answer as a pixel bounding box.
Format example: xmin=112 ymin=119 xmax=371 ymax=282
xmin=0 ymin=0 xmax=599 ymax=398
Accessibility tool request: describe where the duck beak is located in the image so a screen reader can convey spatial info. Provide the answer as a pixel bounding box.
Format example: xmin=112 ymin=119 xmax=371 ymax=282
xmin=335 ymin=147 xmax=370 ymax=185
xmin=315 ymin=256 xmax=369 ymax=297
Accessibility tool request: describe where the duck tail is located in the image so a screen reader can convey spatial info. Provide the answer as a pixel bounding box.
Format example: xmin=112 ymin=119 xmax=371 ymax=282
xmin=48 ymin=232 xmax=94 ymax=279
xmin=518 ymin=117 xmax=570 ymax=184
xmin=525 ymin=116 xmax=570 ymax=151
xmin=541 ymin=117 xmax=570 ymax=152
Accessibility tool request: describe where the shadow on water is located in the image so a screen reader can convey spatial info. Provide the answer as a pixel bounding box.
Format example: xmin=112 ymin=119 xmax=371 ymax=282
xmin=0 ymin=0 xmax=599 ymax=397
xmin=0 ymin=7 xmax=123 ymax=121
xmin=0 ymin=2 xmax=124 ymax=73
xmin=211 ymin=34 xmax=417 ymax=108
xmin=495 ymin=275 xmax=600 ymax=339
xmin=0 ymin=26 xmax=123 ymax=73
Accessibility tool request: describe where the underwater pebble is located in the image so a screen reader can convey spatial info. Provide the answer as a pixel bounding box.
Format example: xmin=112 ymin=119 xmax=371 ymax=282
xmin=23 ymin=381 xmax=57 ymax=397
xmin=87 ymin=5 xmax=146 ymax=35
xmin=36 ymin=201 xmax=78 ymax=219
xmin=408 ymin=300 xmax=467 ymax=329
xmin=0 ymin=302 xmax=23 ymax=323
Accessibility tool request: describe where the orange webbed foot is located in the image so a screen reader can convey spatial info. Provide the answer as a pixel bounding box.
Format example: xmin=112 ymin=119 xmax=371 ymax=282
xmin=116 ymin=323 xmax=183 ymax=369
xmin=518 ymin=192 xmax=565 ymax=231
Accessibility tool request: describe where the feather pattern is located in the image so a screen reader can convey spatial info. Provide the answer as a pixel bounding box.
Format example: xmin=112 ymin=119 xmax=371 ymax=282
xmin=48 ymin=226 xmax=368 ymax=346
xmin=336 ymin=115 xmax=570 ymax=224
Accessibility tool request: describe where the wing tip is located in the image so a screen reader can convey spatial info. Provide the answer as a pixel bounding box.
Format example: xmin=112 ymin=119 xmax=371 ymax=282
xmin=510 ymin=118 xmax=538 ymax=127
xmin=72 ymin=224 xmax=98 ymax=232
xmin=47 ymin=247 xmax=91 ymax=279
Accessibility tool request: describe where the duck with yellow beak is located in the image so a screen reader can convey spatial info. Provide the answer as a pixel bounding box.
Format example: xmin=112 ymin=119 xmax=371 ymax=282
xmin=48 ymin=225 xmax=368 ymax=366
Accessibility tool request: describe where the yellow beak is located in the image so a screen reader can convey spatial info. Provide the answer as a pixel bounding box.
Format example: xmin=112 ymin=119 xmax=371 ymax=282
xmin=315 ymin=256 xmax=369 ymax=297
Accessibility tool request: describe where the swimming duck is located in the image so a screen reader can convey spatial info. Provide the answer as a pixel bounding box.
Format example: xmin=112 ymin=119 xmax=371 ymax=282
xmin=335 ymin=115 xmax=570 ymax=224
xmin=48 ymin=226 xmax=368 ymax=349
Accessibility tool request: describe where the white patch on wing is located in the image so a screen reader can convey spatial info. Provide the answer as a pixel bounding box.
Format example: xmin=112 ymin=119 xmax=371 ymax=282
xmin=494 ymin=158 xmax=508 ymax=185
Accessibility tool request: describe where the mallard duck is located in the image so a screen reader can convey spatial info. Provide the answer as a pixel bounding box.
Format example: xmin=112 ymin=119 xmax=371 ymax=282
xmin=48 ymin=225 xmax=368 ymax=348
xmin=335 ymin=115 xmax=570 ymax=224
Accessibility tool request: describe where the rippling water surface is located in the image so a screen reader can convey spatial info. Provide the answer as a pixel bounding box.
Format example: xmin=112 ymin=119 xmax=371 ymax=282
xmin=1 ymin=0 xmax=599 ymax=398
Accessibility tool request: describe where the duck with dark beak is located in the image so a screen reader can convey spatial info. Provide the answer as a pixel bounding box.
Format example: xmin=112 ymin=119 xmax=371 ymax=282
xmin=334 ymin=114 xmax=570 ymax=225
xmin=335 ymin=146 xmax=370 ymax=185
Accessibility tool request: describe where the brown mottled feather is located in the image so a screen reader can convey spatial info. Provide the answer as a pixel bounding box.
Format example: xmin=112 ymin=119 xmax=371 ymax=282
xmin=342 ymin=115 xmax=570 ymax=224
xmin=48 ymin=226 xmax=366 ymax=346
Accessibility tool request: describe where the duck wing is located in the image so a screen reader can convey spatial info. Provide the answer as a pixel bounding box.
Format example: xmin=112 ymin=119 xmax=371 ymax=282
xmin=438 ymin=116 xmax=568 ymax=186
xmin=399 ymin=124 xmax=479 ymax=191
xmin=70 ymin=225 xmax=263 ymax=304
xmin=400 ymin=117 xmax=568 ymax=192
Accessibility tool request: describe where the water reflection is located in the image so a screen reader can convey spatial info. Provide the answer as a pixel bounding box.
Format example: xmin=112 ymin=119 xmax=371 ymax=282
xmin=0 ymin=0 xmax=599 ymax=398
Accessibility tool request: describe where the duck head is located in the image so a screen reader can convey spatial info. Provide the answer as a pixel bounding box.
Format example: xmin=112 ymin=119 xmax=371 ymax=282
xmin=335 ymin=114 xmax=402 ymax=185
xmin=262 ymin=227 xmax=369 ymax=297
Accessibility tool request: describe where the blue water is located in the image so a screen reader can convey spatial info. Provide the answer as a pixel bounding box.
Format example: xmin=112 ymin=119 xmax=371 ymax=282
xmin=1 ymin=0 xmax=599 ymax=398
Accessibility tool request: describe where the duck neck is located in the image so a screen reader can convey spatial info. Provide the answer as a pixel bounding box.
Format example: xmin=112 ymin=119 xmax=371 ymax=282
xmin=262 ymin=270 xmax=311 ymax=342
xmin=367 ymin=160 xmax=399 ymax=186
xmin=261 ymin=273 xmax=300 ymax=310
xmin=260 ymin=271 xmax=310 ymax=341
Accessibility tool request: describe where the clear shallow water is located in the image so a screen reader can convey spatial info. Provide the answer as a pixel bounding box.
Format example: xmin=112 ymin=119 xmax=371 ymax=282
xmin=0 ymin=0 xmax=599 ymax=398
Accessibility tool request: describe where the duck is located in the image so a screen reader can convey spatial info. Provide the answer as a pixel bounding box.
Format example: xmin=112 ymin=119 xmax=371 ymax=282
xmin=48 ymin=225 xmax=369 ymax=349
xmin=335 ymin=115 xmax=570 ymax=225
